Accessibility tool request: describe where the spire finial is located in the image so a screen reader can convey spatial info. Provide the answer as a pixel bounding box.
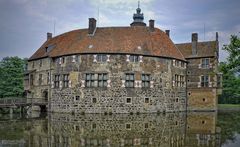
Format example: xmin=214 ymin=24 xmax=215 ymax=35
xmin=138 ymin=1 xmax=140 ymax=8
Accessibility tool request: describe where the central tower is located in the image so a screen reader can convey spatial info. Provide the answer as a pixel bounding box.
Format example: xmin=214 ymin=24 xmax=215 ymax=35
xmin=130 ymin=1 xmax=146 ymax=26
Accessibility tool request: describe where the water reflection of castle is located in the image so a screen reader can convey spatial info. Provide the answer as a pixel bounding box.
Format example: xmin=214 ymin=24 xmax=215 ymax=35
xmin=26 ymin=112 xmax=221 ymax=147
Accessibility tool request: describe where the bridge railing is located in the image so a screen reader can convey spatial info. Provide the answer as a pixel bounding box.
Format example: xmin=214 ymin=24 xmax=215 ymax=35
xmin=27 ymin=98 xmax=48 ymax=105
xmin=0 ymin=98 xmax=27 ymax=106
xmin=0 ymin=98 xmax=48 ymax=106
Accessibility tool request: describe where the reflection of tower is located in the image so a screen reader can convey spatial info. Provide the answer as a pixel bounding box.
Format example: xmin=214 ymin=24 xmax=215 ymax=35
xmin=130 ymin=1 xmax=146 ymax=26
xmin=186 ymin=112 xmax=221 ymax=147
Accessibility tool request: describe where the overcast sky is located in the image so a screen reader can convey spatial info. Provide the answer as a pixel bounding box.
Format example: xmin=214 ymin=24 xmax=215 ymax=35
xmin=0 ymin=0 xmax=240 ymax=61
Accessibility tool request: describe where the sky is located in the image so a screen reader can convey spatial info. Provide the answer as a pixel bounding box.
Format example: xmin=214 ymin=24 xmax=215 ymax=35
xmin=0 ymin=0 xmax=240 ymax=61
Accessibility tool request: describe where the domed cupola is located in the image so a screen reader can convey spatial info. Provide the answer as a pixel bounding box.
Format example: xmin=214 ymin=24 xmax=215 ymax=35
xmin=130 ymin=1 xmax=146 ymax=27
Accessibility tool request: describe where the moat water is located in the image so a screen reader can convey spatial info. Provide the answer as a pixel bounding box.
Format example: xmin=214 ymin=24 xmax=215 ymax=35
xmin=0 ymin=111 xmax=240 ymax=147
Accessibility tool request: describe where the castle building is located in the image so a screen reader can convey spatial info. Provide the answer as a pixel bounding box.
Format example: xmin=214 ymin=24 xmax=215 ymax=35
xmin=24 ymin=6 xmax=222 ymax=113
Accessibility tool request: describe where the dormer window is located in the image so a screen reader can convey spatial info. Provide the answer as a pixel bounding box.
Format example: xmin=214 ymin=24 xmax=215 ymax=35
xmin=129 ymin=55 xmax=139 ymax=62
xmin=45 ymin=44 xmax=55 ymax=53
xmin=96 ymin=54 xmax=107 ymax=62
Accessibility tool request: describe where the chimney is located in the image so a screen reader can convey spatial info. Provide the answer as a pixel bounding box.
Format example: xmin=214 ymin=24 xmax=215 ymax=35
xmin=165 ymin=30 xmax=170 ymax=37
xmin=47 ymin=32 xmax=52 ymax=40
xmin=88 ymin=18 xmax=96 ymax=35
xmin=216 ymin=32 xmax=218 ymax=41
xmin=192 ymin=33 xmax=198 ymax=55
xmin=149 ymin=20 xmax=155 ymax=31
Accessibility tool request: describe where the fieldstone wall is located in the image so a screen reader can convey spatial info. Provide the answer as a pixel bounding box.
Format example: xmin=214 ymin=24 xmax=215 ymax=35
xmin=50 ymin=54 xmax=187 ymax=113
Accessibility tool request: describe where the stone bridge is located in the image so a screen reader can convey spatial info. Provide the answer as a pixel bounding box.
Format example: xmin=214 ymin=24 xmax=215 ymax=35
xmin=0 ymin=98 xmax=48 ymax=114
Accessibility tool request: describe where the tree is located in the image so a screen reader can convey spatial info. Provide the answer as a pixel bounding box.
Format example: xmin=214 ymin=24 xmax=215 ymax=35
xmin=219 ymin=35 xmax=240 ymax=104
xmin=223 ymin=35 xmax=240 ymax=73
xmin=0 ymin=57 xmax=26 ymax=98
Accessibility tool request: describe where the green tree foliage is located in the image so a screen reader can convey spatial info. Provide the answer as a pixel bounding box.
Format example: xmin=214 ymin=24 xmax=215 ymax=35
xmin=0 ymin=57 xmax=26 ymax=98
xmin=219 ymin=35 xmax=240 ymax=104
xmin=223 ymin=35 xmax=240 ymax=73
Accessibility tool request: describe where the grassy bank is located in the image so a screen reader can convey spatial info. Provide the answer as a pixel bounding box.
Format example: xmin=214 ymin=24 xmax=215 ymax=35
xmin=218 ymin=104 xmax=240 ymax=111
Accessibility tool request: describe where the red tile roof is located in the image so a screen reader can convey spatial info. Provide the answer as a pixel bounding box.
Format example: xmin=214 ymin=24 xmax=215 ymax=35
xmin=176 ymin=41 xmax=218 ymax=58
xmin=29 ymin=26 xmax=185 ymax=61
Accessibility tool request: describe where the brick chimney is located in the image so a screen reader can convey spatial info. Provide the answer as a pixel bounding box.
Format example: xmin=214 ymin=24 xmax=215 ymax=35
xmin=149 ymin=20 xmax=155 ymax=31
xmin=192 ymin=33 xmax=198 ymax=55
xmin=216 ymin=32 xmax=218 ymax=41
xmin=47 ymin=32 xmax=52 ymax=40
xmin=165 ymin=30 xmax=170 ymax=37
xmin=88 ymin=18 xmax=96 ymax=35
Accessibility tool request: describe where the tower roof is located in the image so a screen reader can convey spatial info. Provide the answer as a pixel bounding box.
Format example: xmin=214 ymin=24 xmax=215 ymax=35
xmin=130 ymin=1 xmax=146 ymax=26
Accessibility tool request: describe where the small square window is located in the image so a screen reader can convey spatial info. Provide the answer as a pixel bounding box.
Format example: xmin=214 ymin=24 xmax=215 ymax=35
xmin=144 ymin=98 xmax=149 ymax=103
xmin=75 ymin=96 xmax=80 ymax=101
xmin=126 ymin=98 xmax=132 ymax=104
xmin=176 ymin=98 xmax=179 ymax=102
xmin=92 ymin=98 xmax=97 ymax=103
xmin=144 ymin=123 xmax=149 ymax=129
xmin=126 ymin=123 xmax=131 ymax=129
xmin=92 ymin=123 xmax=96 ymax=129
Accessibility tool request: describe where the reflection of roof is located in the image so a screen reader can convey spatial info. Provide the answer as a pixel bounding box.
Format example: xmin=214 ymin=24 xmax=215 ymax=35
xmin=176 ymin=41 xmax=218 ymax=58
xmin=29 ymin=27 xmax=185 ymax=61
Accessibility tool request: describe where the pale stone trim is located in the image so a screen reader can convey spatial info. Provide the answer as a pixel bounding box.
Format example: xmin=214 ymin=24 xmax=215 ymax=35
xmin=173 ymin=59 xmax=176 ymax=66
xmin=107 ymin=55 xmax=110 ymax=62
xmin=69 ymin=80 xmax=72 ymax=88
xmin=72 ymin=55 xmax=75 ymax=62
xmin=126 ymin=55 xmax=130 ymax=62
xmin=107 ymin=80 xmax=111 ymax=87
xmin=81 ymin=80 xmax=85 ymax=87
xmin=59 ymin=81 xmax=62 ymax=89
xmin=172 ymin=80 xmax=175 ymax=87
xmin=150 ymin=81 xmax=154 ymax=88
xmin=139 ymin=56 xmax=143 ymax=63
xmin=59 ymin=57 xmax=62 ymax=64
xmin=51 ymin=81 xmax=54 ymax=88
xmin=93 ymin=55 xmax=97 ymax=62
xmin=121 ymin=80 xmax=125 ymax=87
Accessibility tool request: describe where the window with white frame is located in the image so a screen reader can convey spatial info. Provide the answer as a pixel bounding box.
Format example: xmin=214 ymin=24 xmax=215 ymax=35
xmin=125 ymin=73 xmax=135 ymax=88
xmin=201 ymin=75 xmax=209 ymax=87
xmin=85 ymin=73 xmax=95 ymax=87
xmin=142 ymin=74 xmax=150 ymax=88
xmin=96 ymin=54 xmax=107 ymax=62
xmin=97 ymin=73 xmax=108 ymax=87
xmin=129 ymin=55 xmax=139 ymax=62
xmin=63 ymin=74 xmax=69 ymax=88
xmin=201 ymin=58 xmax=210 ymax=68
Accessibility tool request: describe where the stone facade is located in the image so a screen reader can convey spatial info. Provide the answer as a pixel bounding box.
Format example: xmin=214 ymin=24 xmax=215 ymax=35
xmin=26 ymin=54 xmax=186 ymax=113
